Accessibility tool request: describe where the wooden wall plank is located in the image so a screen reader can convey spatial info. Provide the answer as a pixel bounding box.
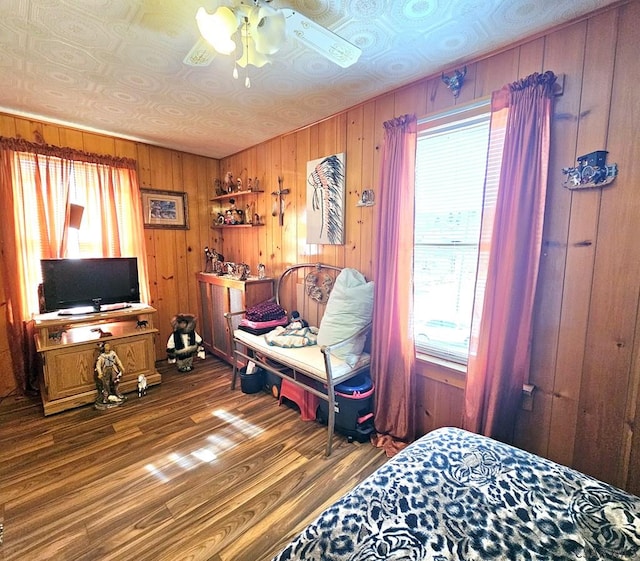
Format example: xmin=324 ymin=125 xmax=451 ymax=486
xmin=0 ymin=113 xmax=17 ymax=137
xmin=517 ymin=37 xmax=545 ymax=77
xmin=358 ymin=100 xmax=377 ymax=279
xmin=280 ymin=132 xmax=298 ymax=267
xmin=345 ymin=106 xmax=364 ymax=273
xmin=524 ymin=20 xmax=587 ymax=458
xmin=474 ymin=49 xmax=520 ymax=98
xmin=294 ymin=127 xmax=311 ymax=266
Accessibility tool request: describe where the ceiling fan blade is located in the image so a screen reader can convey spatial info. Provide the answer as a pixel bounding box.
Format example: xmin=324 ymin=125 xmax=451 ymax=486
xmin=183 ymin=37 xmax=216 ymax=66
xmin=280 ymin=8 xmax=361 ymax=68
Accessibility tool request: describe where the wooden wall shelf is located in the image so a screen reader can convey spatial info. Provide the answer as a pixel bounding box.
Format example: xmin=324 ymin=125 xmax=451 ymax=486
xmin=211 ymin=224 xmax=264 ymax=229
xmin=210 ymin=190 xmax=264 ymax=202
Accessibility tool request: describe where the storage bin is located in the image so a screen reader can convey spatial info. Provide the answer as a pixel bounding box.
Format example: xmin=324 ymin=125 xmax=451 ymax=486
xmin=240 ymin=367 xmax=265 ymax=394
xmin=264 ymin=371 xmax=282 ymax=398
xmin=317 ymin=372 xmax=375 ymax=442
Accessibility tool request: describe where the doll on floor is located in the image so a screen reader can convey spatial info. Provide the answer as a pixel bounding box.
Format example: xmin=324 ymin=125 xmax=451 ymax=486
xmin=166 ymin=313 xmax=205 ymax=372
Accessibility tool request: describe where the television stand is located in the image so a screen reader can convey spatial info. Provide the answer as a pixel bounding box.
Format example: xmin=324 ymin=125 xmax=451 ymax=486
xmin=34 ymin=303 xmax=161 ymax=415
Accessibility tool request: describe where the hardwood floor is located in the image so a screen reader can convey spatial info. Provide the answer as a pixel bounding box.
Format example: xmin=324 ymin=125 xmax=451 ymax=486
xmin=0 ymin=357 xmax=388 ymax=561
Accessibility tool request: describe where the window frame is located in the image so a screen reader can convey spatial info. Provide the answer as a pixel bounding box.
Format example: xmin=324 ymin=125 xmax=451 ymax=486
xmin=413 ymin=98 xmax=491 ymax=367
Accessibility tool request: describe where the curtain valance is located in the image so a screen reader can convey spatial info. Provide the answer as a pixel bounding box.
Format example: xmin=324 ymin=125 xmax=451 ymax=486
xmin=0 ymin=136 xmax=136 ymax=169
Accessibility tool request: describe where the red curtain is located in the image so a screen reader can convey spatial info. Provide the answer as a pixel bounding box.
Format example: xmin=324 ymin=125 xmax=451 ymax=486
xmin=463 ymin=71 xmax=557 ymax=442
xmin=0 ymin=137 xmax=148 ymax=394
xmin=371 ymin=114 xmax=417 ymax=456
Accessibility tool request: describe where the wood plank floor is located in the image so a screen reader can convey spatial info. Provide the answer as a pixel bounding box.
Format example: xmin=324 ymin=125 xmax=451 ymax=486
xmin=0 ymin=356 xmax=388 ymax=561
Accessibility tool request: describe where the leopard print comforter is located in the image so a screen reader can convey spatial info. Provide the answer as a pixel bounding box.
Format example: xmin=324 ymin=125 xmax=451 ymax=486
xmin=271 ymin=427 xmax=640 ymax=561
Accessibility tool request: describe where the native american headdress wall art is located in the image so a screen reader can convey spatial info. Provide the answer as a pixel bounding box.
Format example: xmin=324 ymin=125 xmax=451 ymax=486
xmin=306 ymin=153 xmax=345 ymax=245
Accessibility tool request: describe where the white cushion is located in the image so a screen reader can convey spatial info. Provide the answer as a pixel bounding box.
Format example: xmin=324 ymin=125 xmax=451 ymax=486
xmin=234 ymin=328 xmax=369 ymax=382
xmin=316 ymin=268 xmax=374 ymax=366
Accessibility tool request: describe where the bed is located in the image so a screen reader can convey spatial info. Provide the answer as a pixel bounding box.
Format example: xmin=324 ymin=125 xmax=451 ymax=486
xmin=271 ymin=427 xmax=640 ymax=560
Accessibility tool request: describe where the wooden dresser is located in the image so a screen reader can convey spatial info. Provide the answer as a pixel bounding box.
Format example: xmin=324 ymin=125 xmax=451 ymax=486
xmin=197 ymin=273 xmax=274 ymax=363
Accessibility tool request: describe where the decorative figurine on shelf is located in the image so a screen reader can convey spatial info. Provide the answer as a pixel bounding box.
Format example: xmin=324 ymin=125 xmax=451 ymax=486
xmin=95 ymin=341 xmax=126 ymax=409
xmin=245 ymin=200 xmax=256 ymax=225
xmin=258 ymin=263 xmax=266 ymax=279
xmin=224 ymin=171 xmax=234 ymax=193
xmin=225 ymin=199 xmax=244 ymax=225
xmin=237 ymin=177 xmax=243 ymax=191
xmin=166 ymin=313 xmax=204 ymax=372
xmin=214 ymin=178 xmax=223 ymax=196
xmin=137 ymin=374 xmax=147 ymax=398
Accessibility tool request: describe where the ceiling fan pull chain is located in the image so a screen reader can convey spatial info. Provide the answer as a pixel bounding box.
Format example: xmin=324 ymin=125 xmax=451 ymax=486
xmin=244 ymin=17 xmax=251 ymax=88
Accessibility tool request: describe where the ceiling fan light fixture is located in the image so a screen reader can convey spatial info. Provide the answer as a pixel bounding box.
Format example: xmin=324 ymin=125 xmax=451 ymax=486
xmin=189 ymin=1 xmax=361 ymax=86
xmin=236 ymin=29 xmax=272 ymax=69
xmin=250 ymin=4 xmax=286 ymax=55
xmin=196 ymin=6 xmax=238 ymax=55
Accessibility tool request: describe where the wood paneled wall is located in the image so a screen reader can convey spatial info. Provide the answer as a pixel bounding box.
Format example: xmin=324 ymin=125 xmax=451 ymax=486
xmin=1 ymin=0 xmax=638 ymax=493
xmin=0 ymin=115 xmax=220 ymax=369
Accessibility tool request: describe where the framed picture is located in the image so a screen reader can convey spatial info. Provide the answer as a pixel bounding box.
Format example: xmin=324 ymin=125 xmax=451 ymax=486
xmin=141 ymin=189 xmax=189 ymax=230
xmin=306 ymin=153 xmax=346 ymax=245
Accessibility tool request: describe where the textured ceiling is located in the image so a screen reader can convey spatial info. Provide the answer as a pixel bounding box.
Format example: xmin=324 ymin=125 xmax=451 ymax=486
xmin=0 ymin=0 xmax=619 ymax=159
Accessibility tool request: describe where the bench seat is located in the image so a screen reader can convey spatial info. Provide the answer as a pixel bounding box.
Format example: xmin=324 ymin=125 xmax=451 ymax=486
xmin=226 ymin=263 xmax=374 ymax=456
xmin=233 ymin=328 xmax=370 ymax=382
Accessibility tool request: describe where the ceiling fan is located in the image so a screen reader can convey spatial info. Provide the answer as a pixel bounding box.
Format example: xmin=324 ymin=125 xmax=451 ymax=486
xmin=183 ymin=0 xmax=361 ymax=74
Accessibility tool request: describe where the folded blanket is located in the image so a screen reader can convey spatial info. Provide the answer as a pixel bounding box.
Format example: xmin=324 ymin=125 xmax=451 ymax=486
xmin=265 ymin=324 xmax=319 ymax=348
xmin=238 ymin=316 xmax=289 ymax=335
xmin=246 ymin=299 xmax=286 ymax=322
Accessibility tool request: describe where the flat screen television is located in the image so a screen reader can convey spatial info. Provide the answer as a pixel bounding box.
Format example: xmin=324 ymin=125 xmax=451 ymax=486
xmin=40 ymin=257 xmax=141 ymax=315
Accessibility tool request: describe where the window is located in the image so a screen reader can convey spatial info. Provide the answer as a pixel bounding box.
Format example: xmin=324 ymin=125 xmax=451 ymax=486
xmin=8 ymin=148 xmax=148 ymax=317
xmin=414 ymin=102 xmax=491 ymax=364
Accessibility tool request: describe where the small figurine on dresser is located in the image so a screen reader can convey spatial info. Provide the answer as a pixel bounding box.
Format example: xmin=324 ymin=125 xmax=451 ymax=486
xmin=166 ymin=313 xmax=205 ymax=372
xmin=95 ymin=341 xmax=126 ymax=409
xmin=204 ymin=246 xmax=215 ymax=272
xmin=204 ymin=246 xmax=224 ymax=273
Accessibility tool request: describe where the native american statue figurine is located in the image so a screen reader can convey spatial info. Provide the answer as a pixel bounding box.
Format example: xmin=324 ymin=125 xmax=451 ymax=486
xmin=95 ymin=341 xmax=126 ymax=409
